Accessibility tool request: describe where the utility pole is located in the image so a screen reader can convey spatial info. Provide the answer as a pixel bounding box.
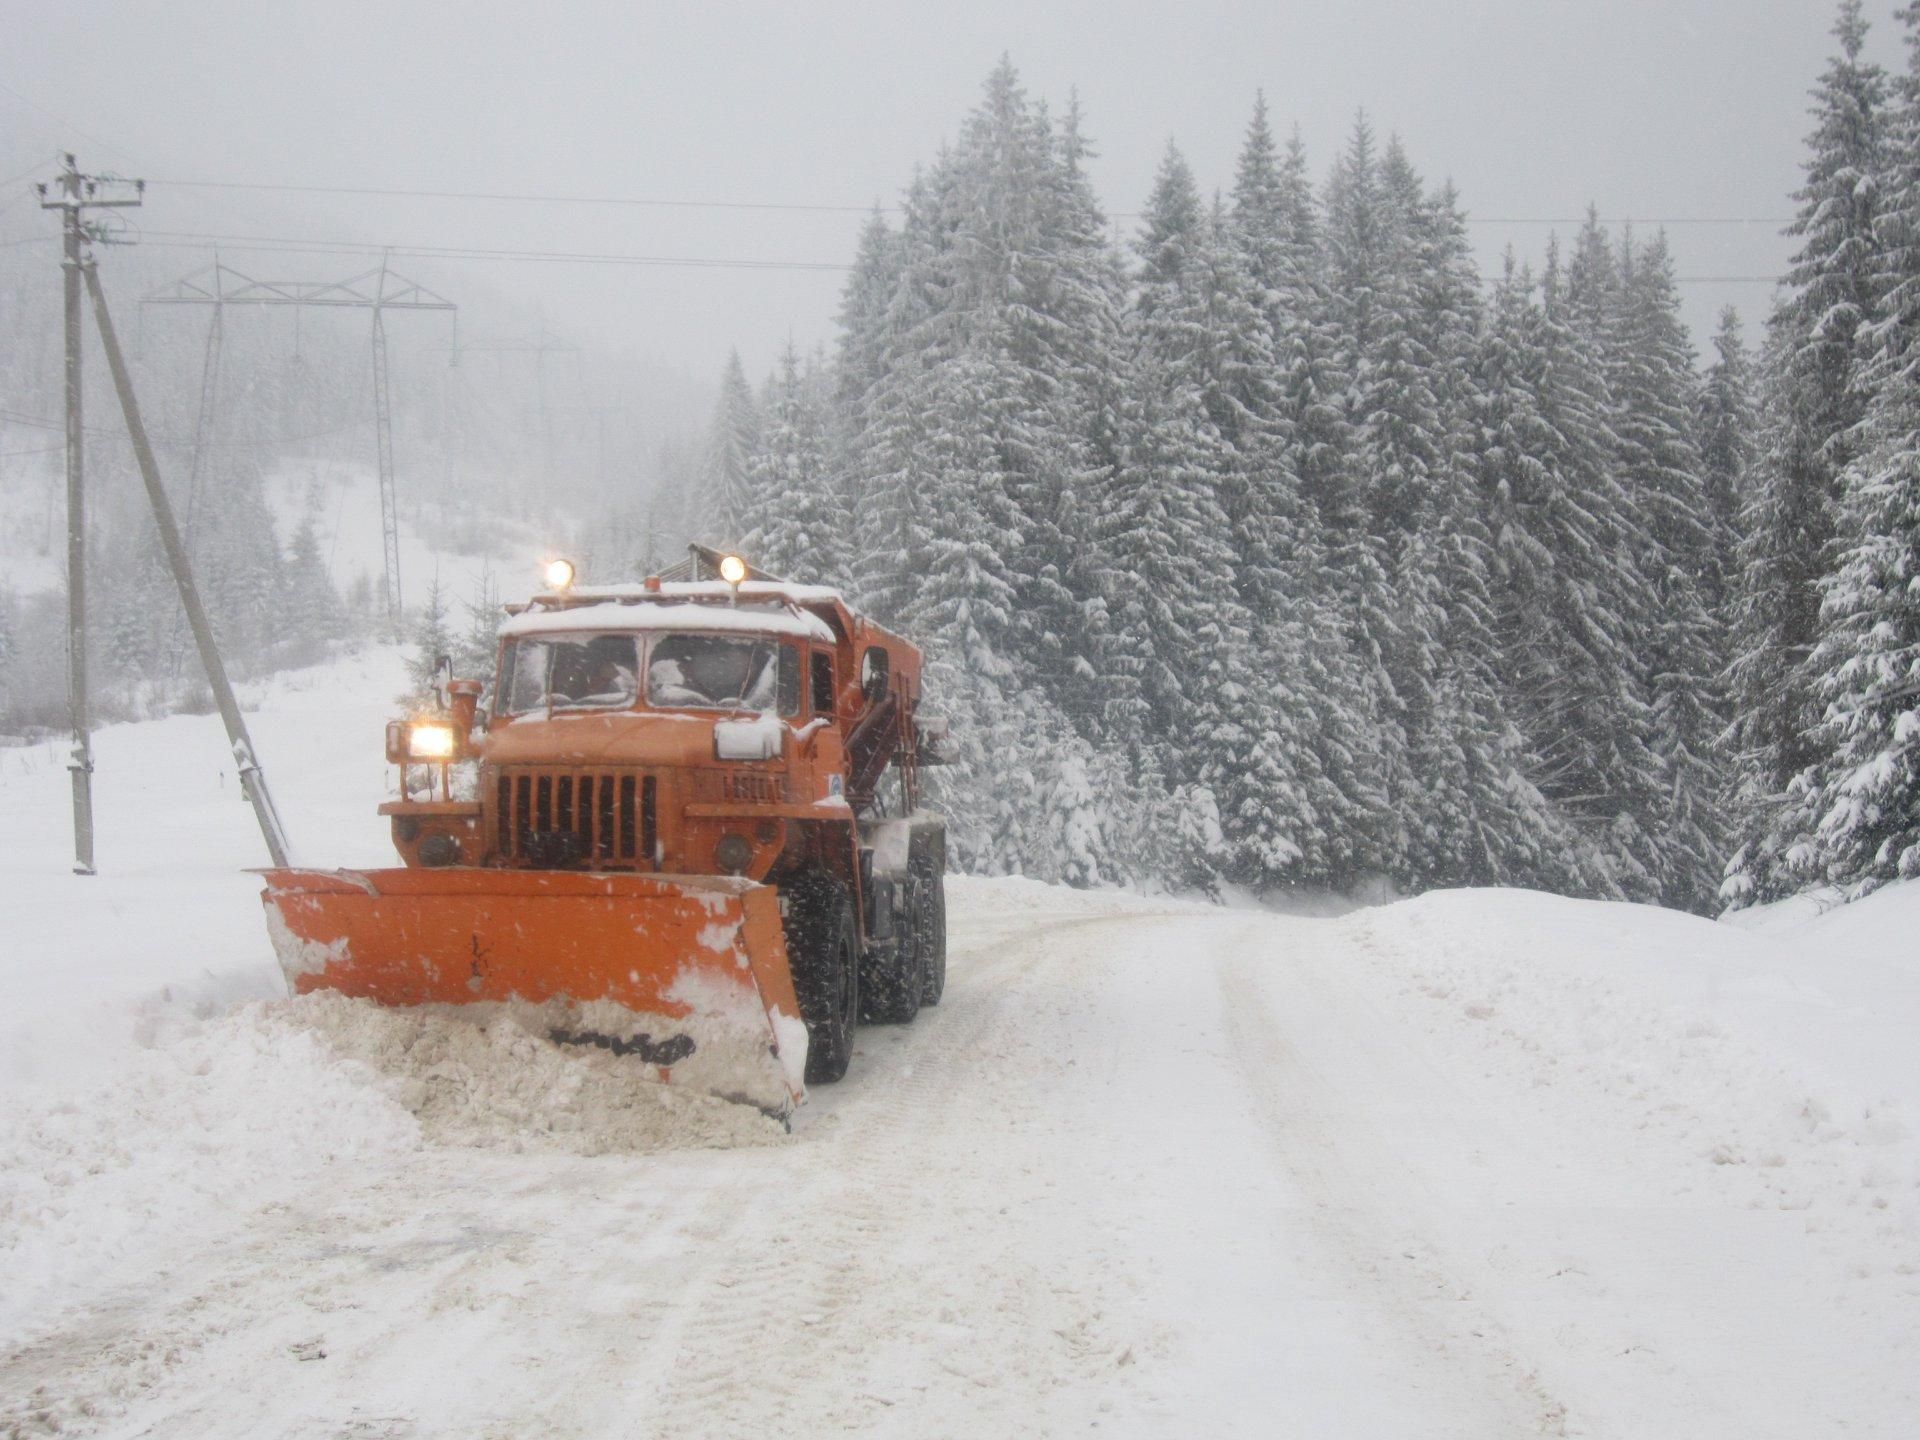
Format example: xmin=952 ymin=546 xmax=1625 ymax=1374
xmin=38 ymin=154 xmax=143 ymax=875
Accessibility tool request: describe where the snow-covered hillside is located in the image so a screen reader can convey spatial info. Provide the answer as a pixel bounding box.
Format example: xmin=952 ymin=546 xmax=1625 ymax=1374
xmin=1 ymin=648 xmax=1915 ymax=1437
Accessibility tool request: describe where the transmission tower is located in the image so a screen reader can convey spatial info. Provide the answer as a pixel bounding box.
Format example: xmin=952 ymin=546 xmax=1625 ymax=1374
xmin=146 ymin=259 xmax=456 ymax=628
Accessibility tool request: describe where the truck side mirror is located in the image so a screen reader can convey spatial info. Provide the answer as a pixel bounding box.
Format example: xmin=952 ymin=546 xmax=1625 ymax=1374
xmin=861 ymin=647 xmax=890 ymax=703
xmin=432 ymin=655 xmax=453 ymax=712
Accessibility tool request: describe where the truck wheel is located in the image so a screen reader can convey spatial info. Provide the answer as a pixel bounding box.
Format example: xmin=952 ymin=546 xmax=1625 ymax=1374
xmin=916 ymin=857 xmax=947 ymax=1007
xmin=860 ymin=879 xmax=924 ymax=1025
xmin=783 ymin=873 xmax=859 ymax=1084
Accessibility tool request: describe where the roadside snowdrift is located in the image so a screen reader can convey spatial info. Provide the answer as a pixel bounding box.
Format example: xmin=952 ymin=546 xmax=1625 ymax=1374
xmin=0 ymin=990 xmax=784 ymax=1347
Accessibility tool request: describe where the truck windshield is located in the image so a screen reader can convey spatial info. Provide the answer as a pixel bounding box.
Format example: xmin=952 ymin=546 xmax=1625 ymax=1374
xmin=648 ymin=634 xmax=799 ymax=715
xmin=499 ymin=634 xmax=640 ymax=715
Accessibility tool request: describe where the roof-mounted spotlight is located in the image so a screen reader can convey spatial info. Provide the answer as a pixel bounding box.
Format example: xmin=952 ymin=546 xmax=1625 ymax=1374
xmin=718 ymin=553 xmax=748 ymax=606
xmin=544 ymin=557 xmax=576 ymax=591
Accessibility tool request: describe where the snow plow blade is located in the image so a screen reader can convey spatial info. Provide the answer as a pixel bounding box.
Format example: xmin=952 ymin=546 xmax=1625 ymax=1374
xmin=258 ymin=868 xmax=806 ymax=1119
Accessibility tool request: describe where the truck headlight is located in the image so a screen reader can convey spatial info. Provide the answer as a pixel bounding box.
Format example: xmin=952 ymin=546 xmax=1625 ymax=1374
xmin=408 ymin=723 xmax=456 ymax=760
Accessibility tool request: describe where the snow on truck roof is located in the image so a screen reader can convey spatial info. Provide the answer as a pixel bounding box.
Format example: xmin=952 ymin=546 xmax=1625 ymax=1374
xmin=499 ymin=598 xmax=837 ymax=643
xmin=578 ymin=580 xmax=850 ymax=607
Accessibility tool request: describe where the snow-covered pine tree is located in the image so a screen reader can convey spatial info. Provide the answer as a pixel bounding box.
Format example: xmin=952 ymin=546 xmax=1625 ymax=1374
xmin=741 ymin=344 xmax=853 ymax=587
xmin=847 ymin=167 xmax=950 ymax=626
xmin=0 ymin=594 xmax=15 ymax=715
xmin=940 ymin=63 xmax=1112 ymax=733
xmin=1726 ymin=0 xmax=1888 ymax=901
xmin=1037 ymin=90 xmax=1135 ymax=743
xmin=836 ymin=209 xmax=902 ymax=431
xmin=457 ymin=569 xmax=502 ymax=691
xmin=1696 ymin=307 xmax=1756 ymax=618
xmin=280 ymin=506 xmax=346 ymax=666
xmin=1779 ymin=0 xmax=1920 ymax=897
xmin=834 ymin=61 xmax=1135 ymax=882
xmin=404 ymin=575 xmax=456 ymax=702
xmin=833 ymin=209 xmax=904 ymax=578
xmin=695 ymin=351 xmax=760 ymax=549
xmin=1612 ymin=231 xmax=1731 ymax=908
xmin=198 ymin=455 xmax=286 ymax=664
xmin=1394 ymin=179 xmax=1583 ymax=890
xmin=1110 ymin=149 xmax=1314 ymax=887
xmin=1471 ymin=252 xmax=1662 ymax=899
xmin=1321 ymin=115 xmax=1439 ymax=882
xmin=1795 ymin=427 xmax=1920 ymax=893
xmin=1228 ymin=105 xmax=1400 ymax=888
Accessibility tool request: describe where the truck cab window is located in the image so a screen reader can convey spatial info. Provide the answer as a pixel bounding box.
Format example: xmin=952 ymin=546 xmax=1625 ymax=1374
xmin=500 ymin=634 xmax=639 ymax=715
xmin=647 ymin=634 xmax=800 ymax=717
xmin=811 ymin=652 xmax=836 ymax=716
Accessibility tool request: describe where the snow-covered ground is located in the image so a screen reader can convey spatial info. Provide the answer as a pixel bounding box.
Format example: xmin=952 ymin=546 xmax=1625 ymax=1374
xmin=1 ymin=647 xmax=1915 ymax=1437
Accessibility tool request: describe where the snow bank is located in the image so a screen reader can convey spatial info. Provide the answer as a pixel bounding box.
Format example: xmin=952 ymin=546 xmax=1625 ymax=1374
xmin=0 ymin=989 xmax=785 ymax=1350
xmin=1345 ymin=887 xmax=1920 ymax=1303
xmin=0 ymin=997 xmax=421 ymax=1347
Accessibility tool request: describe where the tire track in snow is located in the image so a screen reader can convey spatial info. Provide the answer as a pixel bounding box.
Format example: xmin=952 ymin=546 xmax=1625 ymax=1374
xmin=1215 ymin=926 xmax=1576 ymax=1438
xmin=0 ymin=1135 xmax=775 ymax=1437
xmin=629 ymin=910 xmax=1180 ymax=1438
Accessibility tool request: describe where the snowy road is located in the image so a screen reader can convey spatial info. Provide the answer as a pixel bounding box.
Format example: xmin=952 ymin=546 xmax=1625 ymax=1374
xmin=2 ymin=894 xmax=1549 ymax=1438
xmin=8 ymin=877 xmax=1914 ymax=1437
xmin=1 ymin=653 xmax=1915 ymax=1437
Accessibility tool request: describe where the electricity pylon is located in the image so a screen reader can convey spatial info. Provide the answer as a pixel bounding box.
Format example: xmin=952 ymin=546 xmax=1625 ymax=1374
xmin=146 ymin=259 xmax=457 ymax=629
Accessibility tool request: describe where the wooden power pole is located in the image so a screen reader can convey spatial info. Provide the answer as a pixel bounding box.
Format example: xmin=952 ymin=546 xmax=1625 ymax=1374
xmin=37 ymin=155 xmax=143 ymax=875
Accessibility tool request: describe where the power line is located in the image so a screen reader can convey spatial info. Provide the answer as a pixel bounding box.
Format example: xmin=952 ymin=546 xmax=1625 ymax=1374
xmin=1472 ymin=216 xmax=1793 ymax=226
xmin=0 ymin=151 xmax=61 ymax=192
xmin=155 ymin=178 xmax=888 ymax=216
xmin=0 ymin=401 xmax=366 ymax=450
xmin=135 ymin=236 xmax=1781 ymax=284
xmin=0 ymin=80 xmax=143 ymax=171
xmin=133 ymin=229 xmax=854 ymax=271
xmin=150 ymin=176 xmax=1797 ymax=228
xmin=0 ymin=229 xmax=1788 ymax=284
xmin=159 ymin=176 xmax=1796 ymax=227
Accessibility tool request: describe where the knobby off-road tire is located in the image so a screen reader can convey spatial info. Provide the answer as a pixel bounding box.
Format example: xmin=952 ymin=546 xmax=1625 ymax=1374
xmin=782 ymin=872 xmax=860 ymax=1085
xmin=916 ymin=856 xmax=947 ymax=1007
xmin=860 ymin=878 xmax=925 ymax=1026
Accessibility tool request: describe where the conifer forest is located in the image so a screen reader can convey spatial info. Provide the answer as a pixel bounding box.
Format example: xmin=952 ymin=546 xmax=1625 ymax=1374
xmin=5 ymin=2 xmax=1919 ymax=917
xmin=679 ymin=7 xmax=1920 ymax=913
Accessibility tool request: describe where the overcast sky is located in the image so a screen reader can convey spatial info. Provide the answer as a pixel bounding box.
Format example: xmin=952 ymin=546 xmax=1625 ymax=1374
xmin=1 ymin=0 xmax=1897 ymax=389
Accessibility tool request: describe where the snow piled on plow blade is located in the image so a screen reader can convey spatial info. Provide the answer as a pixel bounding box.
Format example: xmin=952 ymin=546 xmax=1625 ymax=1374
xmin=258 ymin=867 xmax=807 ymax=1121
xmin=284 ymin=992 xmax=789 ymax=1154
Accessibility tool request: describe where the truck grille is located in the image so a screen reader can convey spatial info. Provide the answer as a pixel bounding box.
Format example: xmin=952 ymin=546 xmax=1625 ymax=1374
xmin=496 ymin=768 xmax=656 ymax=868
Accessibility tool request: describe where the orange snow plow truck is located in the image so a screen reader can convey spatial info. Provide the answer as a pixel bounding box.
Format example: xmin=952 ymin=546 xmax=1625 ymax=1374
xmin=259 ymin=549 xmax=948 ymax=1120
